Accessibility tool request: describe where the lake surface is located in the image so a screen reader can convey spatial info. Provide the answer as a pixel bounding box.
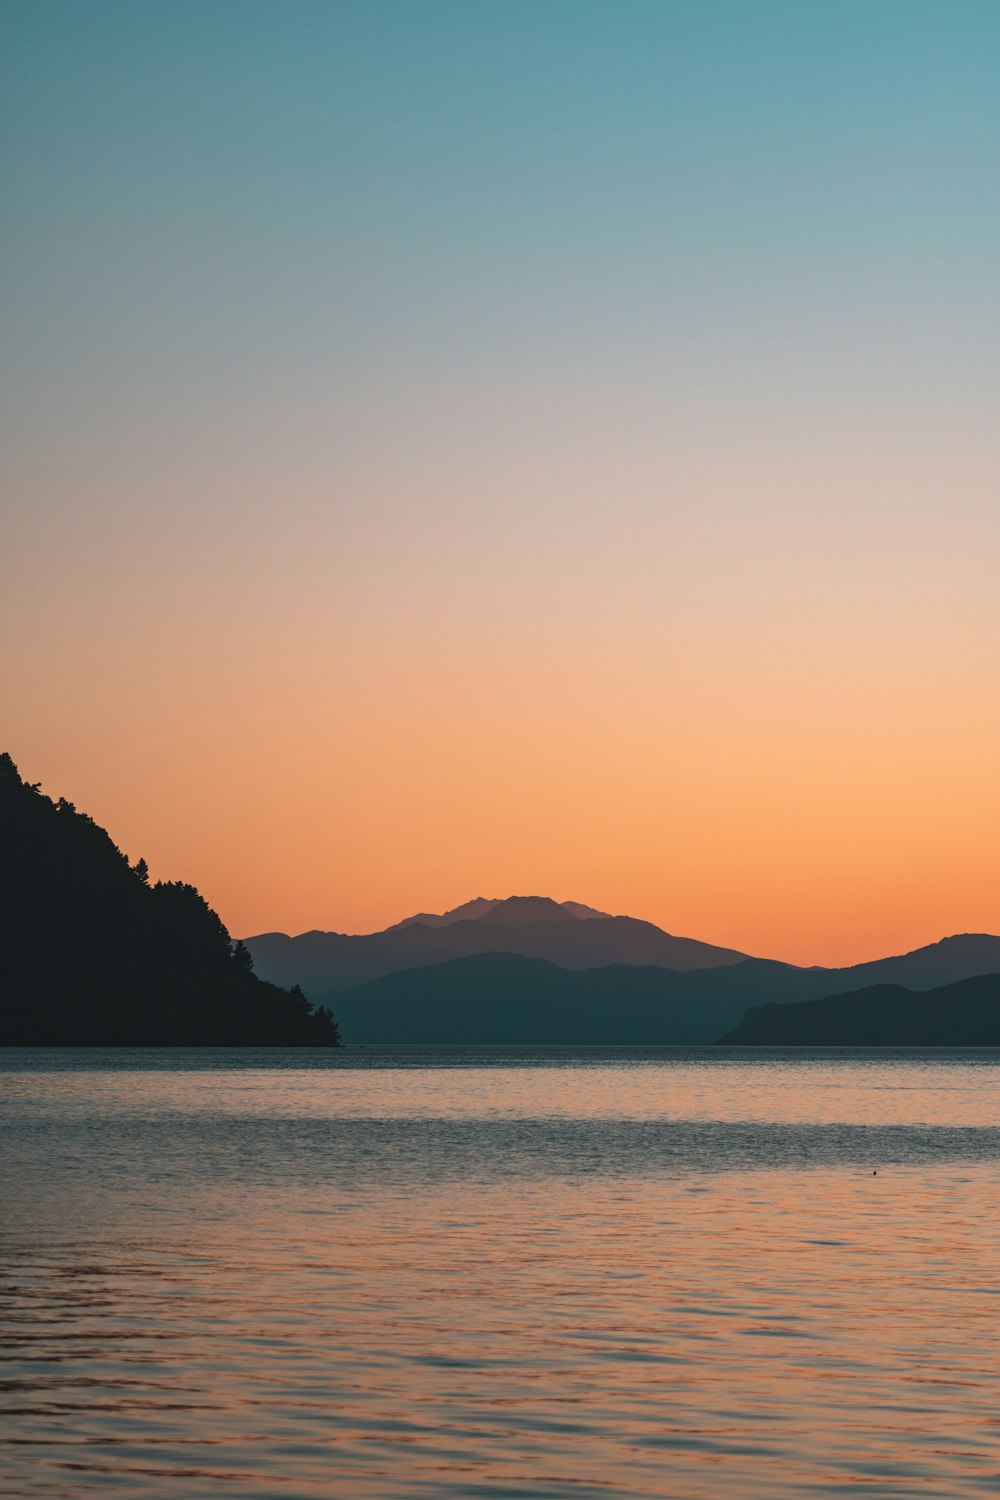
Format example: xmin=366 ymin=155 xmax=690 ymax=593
xmin=3 ymin=1047 xmax=1000 ymax=1498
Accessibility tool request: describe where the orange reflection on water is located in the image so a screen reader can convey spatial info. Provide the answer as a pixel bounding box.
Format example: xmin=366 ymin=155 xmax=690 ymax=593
xmin=2 ymin=1054 xmax=999 ymax=1497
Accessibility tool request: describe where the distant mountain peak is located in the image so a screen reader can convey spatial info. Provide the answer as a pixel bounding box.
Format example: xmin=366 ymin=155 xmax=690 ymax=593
xmin=244 ymin=899 xmax=748 ymax=994
xmin=385 ymin=894 xmax=611 ymax=931
xmin=385 ymin=897 xmax=501 ymax=931
xmin=475 ymin=896 xmax=581 ymax=926
xmin=561 ymin=901 xmax=612 ymax=921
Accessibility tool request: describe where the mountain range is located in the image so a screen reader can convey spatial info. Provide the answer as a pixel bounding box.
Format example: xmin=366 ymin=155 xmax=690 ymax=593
xmin=311 ymin=938 xmax=1000 ymax=1045
xmin=243 ymin=896 xmax=749 ymax=992
xmin=243 ymin=899 xmax=1000 ymax=1046
xmin=3 ymin=749 xmax=996 ymax=1049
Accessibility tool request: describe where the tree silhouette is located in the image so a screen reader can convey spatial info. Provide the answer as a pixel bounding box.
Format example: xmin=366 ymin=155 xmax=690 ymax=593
xmin=0 ymin=753 xmax=342 ymax=1046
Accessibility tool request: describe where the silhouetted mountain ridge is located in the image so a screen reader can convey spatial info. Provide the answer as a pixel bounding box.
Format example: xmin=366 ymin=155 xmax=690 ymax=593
xmin=719 ymin=974 xmax=1000 ymax=1045
xmin=245 ymin=896 xmax=748 ymax=992
xmin=386 ymin=897 xmax=502 ymax=930
xmin=319 ymin=936 xmax=1000 ymax=1044
xmin=473 ymin=896 xmax=587 ymax=926
xmin=322 ymin=953 xmax=794 ymax=1044
xmin=386 ymin=897 xmax=613 ymax=931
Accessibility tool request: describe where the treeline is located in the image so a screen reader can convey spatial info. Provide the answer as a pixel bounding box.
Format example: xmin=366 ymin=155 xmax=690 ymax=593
xmin=0 ymin=754 xmax=339 ymax=1045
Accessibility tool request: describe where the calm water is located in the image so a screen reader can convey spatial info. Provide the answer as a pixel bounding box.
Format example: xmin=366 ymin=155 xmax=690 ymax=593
xmin=2 ymin=1047 xmax=1000 ymax=1499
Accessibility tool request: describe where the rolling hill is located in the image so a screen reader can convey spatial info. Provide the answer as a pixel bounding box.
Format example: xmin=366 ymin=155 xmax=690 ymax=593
xmin=320 ymin=936 xmax=1000 ymax=1044
xmin=719 ymin=973 xmax=1000 ymax=1045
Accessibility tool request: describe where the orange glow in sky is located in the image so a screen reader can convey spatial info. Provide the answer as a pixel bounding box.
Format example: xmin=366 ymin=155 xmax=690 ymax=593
xmin=5 ymin=437 xmax=997 ymax=967
xmin=3 ymin=4 xmax=998 ymax=967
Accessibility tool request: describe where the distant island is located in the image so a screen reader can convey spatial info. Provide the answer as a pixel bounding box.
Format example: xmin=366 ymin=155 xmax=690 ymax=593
xmin=718 ymin=974 xmax=1000 ymax=1046
xmin=0 ymin=754 xmax=340 ymax=1046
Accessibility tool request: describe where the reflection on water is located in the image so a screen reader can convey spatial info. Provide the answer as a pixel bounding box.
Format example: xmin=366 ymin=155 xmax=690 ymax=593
xmin=2 ymin=1049 xmax=999 ymax=1497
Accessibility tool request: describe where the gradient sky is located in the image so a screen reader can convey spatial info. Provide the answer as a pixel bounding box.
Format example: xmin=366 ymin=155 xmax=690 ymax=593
xmin=2 ymin=0 xmax=998 ymax=964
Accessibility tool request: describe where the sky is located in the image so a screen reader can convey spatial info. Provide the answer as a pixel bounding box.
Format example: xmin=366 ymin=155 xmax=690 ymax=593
xmin=2 ymin=0 xmax=998 ymax=965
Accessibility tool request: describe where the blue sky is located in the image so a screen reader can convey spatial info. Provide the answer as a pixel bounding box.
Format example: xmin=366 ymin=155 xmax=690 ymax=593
xmin=4 ymin=0 xmax=997 ymax=454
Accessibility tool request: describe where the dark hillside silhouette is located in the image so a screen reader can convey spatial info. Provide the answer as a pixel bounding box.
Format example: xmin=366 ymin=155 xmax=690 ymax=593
xmin=719 ymin=973 xmax=1000 ymax=1045
xmin=320 ymin=953 xmax=822 ymax=1044
xmin=320 ymin=938 xmax=1000 ymax=1044
xmin=321 ymin=953 xmax=760 ymax=1044
xmin=0 ymin=754 xmax=340 ymax=1045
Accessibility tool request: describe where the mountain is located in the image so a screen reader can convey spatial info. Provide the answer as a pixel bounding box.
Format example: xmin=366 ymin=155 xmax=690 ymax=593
xmin=0 ymin=754 xmax=340 ymax=1046
xmin=384 ymin=896 xmax=611 ymax=930
xmin=385 ymin=897 xmax=502 ymax=930
xmin=473 ymin=896 xmax=590 ymax=926
xmin=824 ymin=933 xmax=1000 ymax=991
xmin=323 ymin=953 xmax=771 ymax=1045
xmin=386 ymin=894 xmax=614 ymax=930
xmin=718 ymin=974 xmax=1000 ymax=1045
xmin=321 ymin=936 xmax=1000 ymax=1044
xmin=244 ymin=896 xmax=749 ymax=994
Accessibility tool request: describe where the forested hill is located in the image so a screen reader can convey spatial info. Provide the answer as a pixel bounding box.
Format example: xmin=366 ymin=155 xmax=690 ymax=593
xmin=718 ymin=973 xmax=1000 ymax=1046
xmin=0 ymin=754 xmax=340 ymax=1045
